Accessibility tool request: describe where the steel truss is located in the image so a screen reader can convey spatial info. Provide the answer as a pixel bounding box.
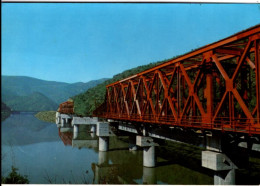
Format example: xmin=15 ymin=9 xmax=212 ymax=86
xmin=94 ymin=25 xmax=260 ymax=135
xmin=58 ymin=101 xmax=74 ymax=114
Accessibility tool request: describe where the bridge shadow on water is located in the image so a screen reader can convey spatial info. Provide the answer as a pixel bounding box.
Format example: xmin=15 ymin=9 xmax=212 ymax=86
xmin=108 ymin=147 xmax=131 ymax=151
xmin=156 ymin=141 xmax=213 ymax=176
xmin=155 ymin=140 xmax=260 ymax=185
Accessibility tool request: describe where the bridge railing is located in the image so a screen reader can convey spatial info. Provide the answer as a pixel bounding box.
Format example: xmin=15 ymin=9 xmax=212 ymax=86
xmin=94 ymin=109 xmax=260 ymax=134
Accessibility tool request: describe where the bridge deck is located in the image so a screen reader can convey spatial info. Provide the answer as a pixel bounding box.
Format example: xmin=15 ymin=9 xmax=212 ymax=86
xmin=94 ymin=25 xmax=260 ymax=135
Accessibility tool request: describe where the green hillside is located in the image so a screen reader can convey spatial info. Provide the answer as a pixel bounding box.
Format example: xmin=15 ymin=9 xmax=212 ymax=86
xmin=35 ymin=111 xmax=56 ymax=123
xmin=1 ymin=76 xmax=108 ymax=104
xmin=1 ymin=102 xmax=11 ymax=121
xmin=5 ymin=92 xmax=59 ymax=112
xmin=1 ymin=76 xmax=108 ymax=112
xmin=73 ymin=59 xmax=171 ymax=116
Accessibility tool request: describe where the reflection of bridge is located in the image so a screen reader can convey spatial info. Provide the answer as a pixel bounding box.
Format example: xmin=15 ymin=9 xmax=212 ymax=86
xmin=92 ymin=25 xmax=260 ymax=185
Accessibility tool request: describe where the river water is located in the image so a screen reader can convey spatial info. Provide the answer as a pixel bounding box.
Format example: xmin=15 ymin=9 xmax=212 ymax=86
xmin=1 ymin=113 xmax=259 ymax=184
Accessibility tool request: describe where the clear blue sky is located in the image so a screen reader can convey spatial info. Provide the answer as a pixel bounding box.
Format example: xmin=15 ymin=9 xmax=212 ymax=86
xmin=2 ymin=3 xmax=260 ymax=83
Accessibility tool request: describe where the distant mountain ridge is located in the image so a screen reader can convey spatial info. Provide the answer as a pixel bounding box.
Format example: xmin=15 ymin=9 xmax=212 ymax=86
xmin=6 ymin=92 xmax=59 ymax=112
xmin=1 ymin=75 xmax=108 ymax=112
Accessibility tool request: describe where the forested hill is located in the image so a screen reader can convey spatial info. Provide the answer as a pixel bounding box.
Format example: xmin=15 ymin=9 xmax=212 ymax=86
xmin=73 ymin=58 xmax=173 ymax=116
xmin=1 ymin=102 xmax=11 ymax=121
xmin=6 ymin=92 xmax=59 ymax=112
xmin=2 ymin=76 xmax=108 ymax=112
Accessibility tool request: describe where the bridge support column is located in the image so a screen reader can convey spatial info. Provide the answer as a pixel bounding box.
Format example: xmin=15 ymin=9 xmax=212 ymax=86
xmin=136 ymin=136 xmax=158 ymax=167
xmin=61 ymin=118 xmax=65 ymax=127
xmin=56 ymin=112 xmax=61 ymax=125
xmin=202 ymin=133 xmax=238 ymax=185
xmin=91 ymin=124 xmax=96 ymax=133
xmin=99 ymin=137 xmax=109 ymax=152
xmin=97 ymin=122 xmax=110 ymax=152
xmin=214 ymin=169 xmax=235 ymax=185
xmin=91 ymin=132 xmax=96 ymax=138
xmin=202 ymin=151 xmax=237 ymax=185
xmin=73 ymin=124 xmax=79 ymax=139
xmin=143 ymin=146 xmax=156 ymax=167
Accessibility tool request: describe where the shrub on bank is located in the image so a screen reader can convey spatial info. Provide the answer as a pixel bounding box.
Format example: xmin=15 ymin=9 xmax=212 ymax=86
xmin=2 ymin=166 xmax=29 ymax=184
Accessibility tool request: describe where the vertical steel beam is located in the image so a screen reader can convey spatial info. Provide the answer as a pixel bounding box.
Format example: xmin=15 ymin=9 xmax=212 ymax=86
xmin=177 ymin=66 xmax=181 ymax=117
xmin=206 ymin=71 xmax=214 ymax=122
xmin=255 ymin=39 xmax=260 ymax=121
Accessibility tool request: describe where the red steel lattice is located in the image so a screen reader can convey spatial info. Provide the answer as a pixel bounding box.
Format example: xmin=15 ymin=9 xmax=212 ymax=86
xmin=58 ymin=101 xmax=74 ymax=114
xmin=94 ymin=25 xmax=260 ymax=135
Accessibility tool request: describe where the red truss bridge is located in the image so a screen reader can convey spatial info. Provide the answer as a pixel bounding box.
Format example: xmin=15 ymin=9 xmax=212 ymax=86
xmin=94 ymin=25 xmax=260 ymax=135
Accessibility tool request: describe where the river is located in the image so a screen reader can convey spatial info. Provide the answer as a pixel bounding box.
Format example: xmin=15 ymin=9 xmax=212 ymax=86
xmin=1 ymin=113 xmax=259 ymax=184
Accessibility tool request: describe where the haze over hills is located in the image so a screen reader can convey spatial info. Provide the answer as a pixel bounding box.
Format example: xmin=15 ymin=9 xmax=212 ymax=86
xmin=1 ymin=75 xmax=108 ymax=112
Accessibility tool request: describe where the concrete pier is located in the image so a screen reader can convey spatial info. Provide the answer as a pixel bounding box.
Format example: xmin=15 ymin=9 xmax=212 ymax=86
xmin=214 ymin=169 xmax=235 ymax=185
xmin=91 ymin=132 xmax=96 ymax=138
xmin=97 ymin=122 xmax=110 ymax=152
xmin=202 ymin=132 xmax=239 ymax=185
xmin=61 ymin=118 xmax=65 ymax=127
xmin=73 ymin=124 xmax=79 ymax=139
xmin=56 ymin=112 xmax=61 ymax=125
xmin=143 ymin=146 xmax=156 ymax=167
xmin=91 ymin=125 xmax=96 ymax=133
xmin=136 ymin=136 xmax=158 ymax=167
xmin=202 ymin=150 xmax=237 ymax=185
xmin=99 ymin=137 xmax=109 ymax=152
xmin=58 ymin=114 xmax=73 ymax=128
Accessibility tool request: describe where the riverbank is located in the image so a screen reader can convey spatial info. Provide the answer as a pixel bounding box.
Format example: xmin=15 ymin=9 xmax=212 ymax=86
xmin=35 ymin=111 xmax=56 ymax=123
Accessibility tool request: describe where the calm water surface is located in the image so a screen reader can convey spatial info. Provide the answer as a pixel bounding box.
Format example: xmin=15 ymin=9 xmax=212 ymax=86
xmin=2 ymin=113 xmax=215 ymax=184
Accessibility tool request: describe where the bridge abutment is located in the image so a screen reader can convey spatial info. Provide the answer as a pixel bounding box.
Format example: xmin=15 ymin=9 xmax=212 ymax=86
xmin=73 ymin=124 xmax=79 ymax=139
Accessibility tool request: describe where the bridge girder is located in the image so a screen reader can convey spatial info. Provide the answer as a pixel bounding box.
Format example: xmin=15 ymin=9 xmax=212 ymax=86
xmin=94 ymin=25 xmax=260 ymax=135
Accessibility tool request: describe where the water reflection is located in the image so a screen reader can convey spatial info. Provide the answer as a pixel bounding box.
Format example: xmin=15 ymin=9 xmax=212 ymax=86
xmin=2 ymin=114 xmax=97 ymax=184
xmin=57 ymin=124 xmax=214 ymax=184
xmin=3 ymin=113 xmax=259 ymax=184
xmin=143 ymin=167 xmax=156 ymax=184
xmin=2 ymin=113 xmax=60 ymax=146
xmin=58 ymin=129 xmax=73 ymax=146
